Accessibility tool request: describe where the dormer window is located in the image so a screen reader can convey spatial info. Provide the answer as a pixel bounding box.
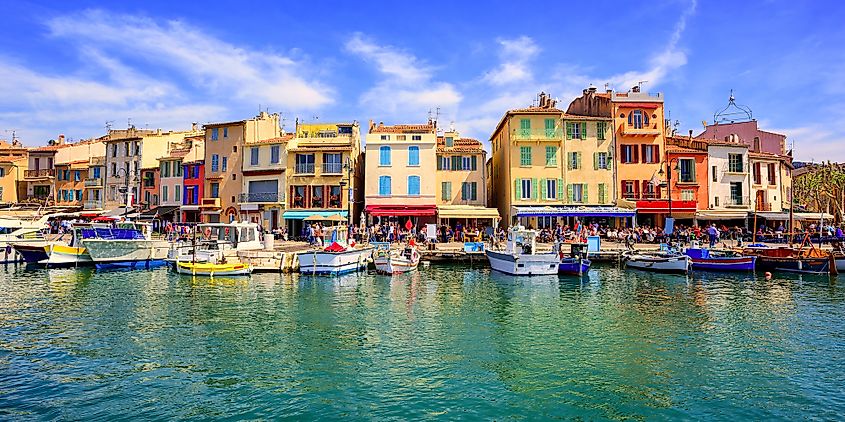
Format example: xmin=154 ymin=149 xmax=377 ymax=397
xmin=628 ymin=109 xmax=649 ymax=129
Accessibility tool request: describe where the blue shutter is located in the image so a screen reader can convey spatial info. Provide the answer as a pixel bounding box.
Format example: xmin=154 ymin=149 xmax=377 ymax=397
xmin=380 ymin=146 xmax=391 ymax=166
xmin=408 ymin=176 xmax=420 ymax=195
xmin=409 ymin=146 xmax=419 ymax=166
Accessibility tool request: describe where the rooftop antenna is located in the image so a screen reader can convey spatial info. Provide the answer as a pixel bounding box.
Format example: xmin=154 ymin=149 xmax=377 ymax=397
xmin=127 ymin=117 xmax=133 ymax=128
xmin=434 ymin=107 xmax=441 ymax=124
xmin=604 ymin=82 xmax=610 ymax=91
xmin=637 ymin=80 xmax=648 ymax=89
xmin=105 ymin=120 xmax=114 ymax=132
xmin=280 ymin=112 xmax=288 ymax=132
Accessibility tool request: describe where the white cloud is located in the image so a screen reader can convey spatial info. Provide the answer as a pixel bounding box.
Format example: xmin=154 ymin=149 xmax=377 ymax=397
xmin=766 ymin=124 xmax=845 ymax=162
xmin=346 ymin=33 xmax=462 ymax=117
xmin=482 ymin=36 xmax=539 ymax=86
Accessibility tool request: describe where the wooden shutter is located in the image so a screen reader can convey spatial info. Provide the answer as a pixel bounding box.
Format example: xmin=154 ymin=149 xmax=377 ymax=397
xmin=567 ymin=152 xmax=572 ymax=170
xmin=576 ymin=152 xmax=582 ymax=170
xmin=593 ymin=152 xmax=599 ymax=170
xmin=567 ymin=184 xmax=574 ymax=202
xmin=471 ymin=182 xmax=477 ymax=200
xmin=540 ymin=178 xmax=546 ymax=200
xmin=514 ymin=179 xmax=520 ymax=200
xmin=583 ymin=184 xmax=589 ymax=203
xmin=633 ymin=145 xmax=640 ymax=163
xmin=607 ymin=151 xmax=613 ymax=170
xmin=690 ymin=160 xmax=696 ymax=182
xmin=558 ymin=178 xmax=564 ymax=200
xmin=565 ymin=122 xmax=572 ymax=140
xmin=654 ymin=145 xmax=660 ymax=164
xmin=531 ymin=178 xmax=538 ymax=200
xmin=471 ymin=155 xmax=477 ymax=170
xmin=437 ymin=156 xmax=442 ymax=170
xmin=580 ymin=122 xmax=587 ymax=140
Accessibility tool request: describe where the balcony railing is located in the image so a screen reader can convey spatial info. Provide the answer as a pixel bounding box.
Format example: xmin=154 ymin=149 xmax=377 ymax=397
xmin=295 ymin=163 xmax=315 ymax=174
xmin=622 ymin=192 xmax=661 ymax=200
xmin=621 ymin=123 xmax=661 ymax=136
xmin=84 ymin=177 xmax=103 ymax=187
xmin=724 ymin=196 xmax=750 ymax=207
xmin=513 ymin=128 xmax=562 ymax=140
xmin=24 ymin=169 xmax=55 ymax=178
xmin=200 ymin=198 xmax=220 ymax=208
xmin=84 ymin=200 xmax=104 ymax=210
xmin=322 ymin=163 xmax=343 ymax=174
xmin=238 ymin=192 xmax=285 ymax=203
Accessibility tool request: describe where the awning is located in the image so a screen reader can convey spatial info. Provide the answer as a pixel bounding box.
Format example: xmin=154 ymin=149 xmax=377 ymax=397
xmin=283 ymin=210 xmax=348 ymax=220
xmin=696 ymin=210 xmax=749 ymax=220
xmin=139 ymin=205 xmax=180 ymax=219
xmin=635 ymin=200 xmax=697 ymax=214
xmin=793 ymin=212 xmax=834 ymax=221
xmin=616 ymin=102 xmax=660 ymax=109
xmin=755 ymin=211 xmax=789 ymax=220
xmin=514 ymin=206 xmax=636 ymax=218
xmin=437 ymin=205 xmax=500 ymax=219
xmin=365 ymin=205 xmax=436 ymax=217
xmin=104 ymin=207 xmax=134 ymax=217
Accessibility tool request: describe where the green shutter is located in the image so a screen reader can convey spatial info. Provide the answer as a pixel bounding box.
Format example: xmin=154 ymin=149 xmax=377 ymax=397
xmin=540 ymin=178 xmax=546 ymax=200
xmin=690 ymin=160 xmax=696 ymax=182
xmin=471 ymin=182 xmax=477 ymax=200
xmin=514 ymin=179 xmax=520 ymax=200
xmin=565 ymin=122 xmax=572 ymax=140
xmin=437 ymin=157 xmax=442 ymax=170
xmin=558 ymin=178 xmax=564 ymax=200
xmin=567 ymin=184 xmax=574 ymax=202
xmin=567 ymin=152 xmax=572 ymax=170
xmin=593 ymin=152 xmax=599 ymax=170
xmin=576 ymin=152 xmax=582 ymax=170
xmin=531 ymin=178 xmax=538 ymax=200
xmin=606 ymin=151 xmax=613 ymax=170
xmin=520 ymin=119 xmax=530 ymax=129
xmin=451 ymin=156 xmax=458 ymax=170
xmin=580 ymin=122 xmax=587 ymax=140
xmin=471 ymin=156 xmax=477 ymax=170
xmin=583 ymin=184 xmax=589 ymax=203
xmin=598 ymin=183 xmax=605 ymax=203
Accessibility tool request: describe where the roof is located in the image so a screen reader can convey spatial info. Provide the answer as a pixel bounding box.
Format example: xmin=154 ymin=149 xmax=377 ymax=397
xmin=203 ymin=120 xmax=245 ymax=129
xmin=245 ymin=134 xmax=293 ymax=146
xmin=666 ymin=145 xmax=706 ymax=154
xmin=160 ymin=148 xmax=190 ymax=160
xmin=436 ymin=137 xmax=484 ymax=153
xmin=561 ymin=114 xmax=609 ymax=121
xmin=369 ymin=122 xmax=436 ymax=134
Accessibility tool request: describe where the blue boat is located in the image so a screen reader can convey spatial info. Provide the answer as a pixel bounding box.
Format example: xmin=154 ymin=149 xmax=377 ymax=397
xmin=685 ymin=247 xmax=756 ymax=271
xmin=558 ymin=243 xmax=591 ymax=276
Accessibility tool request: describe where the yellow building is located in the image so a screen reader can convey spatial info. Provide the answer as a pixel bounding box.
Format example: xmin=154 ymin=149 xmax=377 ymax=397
xmin=0 ymin=140 xmax=28 ymax=204
xmin=283 ymin=120 xmax=361 ymax=235
xmin=202 ymin=112 xmax=280 ymax=223
xmin=564 ymin=87 xmax=615 ymax=207
xmin=54 ymin=161 xmax=88 ymax=207
xmin=240 ymin=134 xmax=291 ymax=230
xmin=364 ymin=120 xmax=437 ymax=224
xmin=434 ymin=130 xmax=499 ymax=228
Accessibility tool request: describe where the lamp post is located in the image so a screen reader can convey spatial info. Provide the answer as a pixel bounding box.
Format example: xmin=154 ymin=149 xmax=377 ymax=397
xmin=115 ymin=166 xmax=136 ymax=219
xmin=340 ymin=157 xmax=353 ymax=232
xmin=657 ymin=158 xmax=680 ymax=229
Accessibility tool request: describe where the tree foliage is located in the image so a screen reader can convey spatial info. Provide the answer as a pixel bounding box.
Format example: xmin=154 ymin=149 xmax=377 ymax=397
xmin=793 ymin=162 xmax=845 ymax=222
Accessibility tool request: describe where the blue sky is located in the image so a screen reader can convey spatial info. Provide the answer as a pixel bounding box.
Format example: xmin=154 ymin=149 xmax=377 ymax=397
xmin=1 ymin=0 xmax=843 ymax=161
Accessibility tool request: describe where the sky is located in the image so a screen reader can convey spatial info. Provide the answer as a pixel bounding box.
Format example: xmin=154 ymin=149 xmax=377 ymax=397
xmin=1 ymin=0 xmax=843 ymax=161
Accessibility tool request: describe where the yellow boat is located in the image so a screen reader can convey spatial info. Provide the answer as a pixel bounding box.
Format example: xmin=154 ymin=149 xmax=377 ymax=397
xmin=175 ymin=260 xmax=252 ymax=277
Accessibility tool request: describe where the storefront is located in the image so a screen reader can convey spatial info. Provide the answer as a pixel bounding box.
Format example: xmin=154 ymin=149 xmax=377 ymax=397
xmin=512 ymin=206 xmax=636 ymax=229
xmin=635 ymin=200 xmax=697 ymax=228
xmin=283 ymin=210 xmax=348 ymax=240
xmin=364 ymin=205 xmax=437 ymax=227
xmin=436 ymin=205 xmax=500 ymax=231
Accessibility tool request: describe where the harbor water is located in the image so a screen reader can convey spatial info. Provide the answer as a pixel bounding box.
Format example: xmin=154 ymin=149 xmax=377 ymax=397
xmin=1 ymin=264 xmax=844 ymax=420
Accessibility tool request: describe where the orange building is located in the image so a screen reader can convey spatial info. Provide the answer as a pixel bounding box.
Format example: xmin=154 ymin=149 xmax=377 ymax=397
xmin=665 ymin=135 xmax=709 ymax=221
xmin=54 ymin=160 xmax=88 ymax=207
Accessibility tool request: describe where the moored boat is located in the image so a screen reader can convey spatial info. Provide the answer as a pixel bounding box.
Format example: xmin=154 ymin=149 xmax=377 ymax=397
xmin=42 ymin=224 xmax=97 ymax=266
xmin=742 ymin=245 xmax=836 ymax=275
xmin=685 ymin=245 xmax=756 ymax=272
xmin=373 ymin=244 xmax=420 ymax=274
xmin=624 ymin=251 xmax=691 ymax=274
xmin=84 ymin=222 xmax=169 ymax=269
xmin=297 ymin=225 xmax=373 ymax=275
xmin=175 ymin=260 xmax=252 ymax=277
xmin=557 ymin=242 xmax=591 ymax=276
xmin=485 ymin=226 xmax=559 ymax=276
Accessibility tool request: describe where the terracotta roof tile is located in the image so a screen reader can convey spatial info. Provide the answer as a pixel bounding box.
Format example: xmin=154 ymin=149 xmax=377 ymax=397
xmin=245 ymin=134 xmax=293 ymax=145
xmin=436 ymin=137 xmax=484 ymax=152
xmin=370 ymin=123 xmax=435 ymax=134
xmin=508 ymin=106 xmax=564 ymax=114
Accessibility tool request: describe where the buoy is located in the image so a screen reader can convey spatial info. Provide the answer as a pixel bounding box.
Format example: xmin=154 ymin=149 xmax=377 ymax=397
xmin=764 ymin=271 xmax=772 ymax=280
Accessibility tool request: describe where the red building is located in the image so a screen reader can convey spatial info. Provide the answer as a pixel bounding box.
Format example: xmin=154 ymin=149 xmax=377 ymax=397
xmin=181 ymin=160 xmax=204 ymax=222
xmin=140 ymin=166 xmax=160 ymax=211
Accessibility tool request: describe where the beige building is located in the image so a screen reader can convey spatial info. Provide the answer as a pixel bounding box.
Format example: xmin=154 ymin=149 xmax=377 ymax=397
xmin=284 ymin=121 xmax=361 ymax=235
xmin=83 ymin=156 xmax=106 ymax=211
xmin=240 ymin=134 xmax=291 ymax=230
xmin=434 ymin=130 xmax=499 ymax=227
xmin=202 ymin=112 xmax=281 ymax=223
xmin=564 ymin=87 xmax=615 ymax=207
xmin=364 ymin=120 xmax=437 ymax=224
xmin=0 ymin=140 xmax=28 ymax=204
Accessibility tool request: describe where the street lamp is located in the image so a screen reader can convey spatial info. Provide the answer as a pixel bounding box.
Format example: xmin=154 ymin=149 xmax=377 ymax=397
xmin=657 ymin=158 xmax=681 ymax=224
xmin=115 ymin=166 xmax=137 ymax=219
xmin=340 ymin=157 xmax=353 ymax=232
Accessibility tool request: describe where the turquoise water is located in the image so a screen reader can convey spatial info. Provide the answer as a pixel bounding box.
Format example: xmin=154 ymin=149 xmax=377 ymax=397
xmin=1 ymin=264 xmax=844 ymax=420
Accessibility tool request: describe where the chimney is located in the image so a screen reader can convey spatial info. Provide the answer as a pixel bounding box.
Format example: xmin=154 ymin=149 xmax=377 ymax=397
xmin=688 ymin=129 xmax=693 ymax=139
xmin=192 ymin=122 xmax=198 ymax=131
xmin=588 ymin=86 xmax=597 ymax=94
xmin=631 ymin=85 xmax=640 ymax=93
xmin=58 ymin=134 xmax=65 ymax=144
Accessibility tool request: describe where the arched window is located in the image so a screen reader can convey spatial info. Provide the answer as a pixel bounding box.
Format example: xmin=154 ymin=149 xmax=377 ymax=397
xmin=407 ymin=175 xmax=420 ymax=195
xmin=379 ymin=146 xmax=391 ymax=166
xmin=378 ymin=176 xmax=392 ymax=196
xmin=631 ymin=110 xmax=644 ymax=129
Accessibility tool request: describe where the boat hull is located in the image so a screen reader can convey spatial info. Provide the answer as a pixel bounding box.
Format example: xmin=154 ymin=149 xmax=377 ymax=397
xmin=176 ymin=261 xmax=252 ymax=277
xmin=756 ymin=256 xmax=834 ymax=274
xmin=558 ymin=258 xmax=591 ymax=276
xmin=298 ymin=247 xmax=372 ymax=275
xmin=43 ymin=244 xmax=92 ymax=266
xmin=689 ymin=256 xmax=756 ymax=272
xmin=626 ymin=255 xmax=691 ymax=274
xmin=11 ymin=242 xmax=50 ymax=264
xmin=374 ymin=257 xmax=419 ymax=274
xmin=84 ymin=239 xmax=170 ymax=267
xmin=485 ymin=250 xmax=559 ymax=276
xmin=836 ymin=257 xmax=845 ymax=273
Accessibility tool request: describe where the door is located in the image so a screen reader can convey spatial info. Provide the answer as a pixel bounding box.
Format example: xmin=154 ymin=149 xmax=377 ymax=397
xmin=756 ymin=190 xmax=766 ymax=211
xmin=271 ymin=209 xmax=279 ymax=230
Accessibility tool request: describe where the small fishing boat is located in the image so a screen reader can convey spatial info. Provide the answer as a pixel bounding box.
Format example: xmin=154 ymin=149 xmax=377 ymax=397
xmin=624 ymin=250 xmax=691 ymax=274
xmin=175 ymin=260 xmax=252 ymax=277
xmin=298 ymin=225 xmax=373 ymax=275
xmin=685 ymin=242 xmax=756 ymax=272
xmin=742 ymin=245 xmax=836 ymax=275
xmin=12 ymin=241 xmax=51 ymax=264
xmin=485 ymin=226 xmax=559 ymax=276
xmin=373 ymin=243 xmax=420 ymax=274
xmin=557 ymin=242 xmax=591 ymax=276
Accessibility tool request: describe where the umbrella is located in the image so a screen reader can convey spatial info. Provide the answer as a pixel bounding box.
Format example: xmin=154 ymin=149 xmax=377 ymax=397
xmin=304 ymin=214 xmax=330 ymax=221
xmin=325 ymin=214 xmax=346 ymax=222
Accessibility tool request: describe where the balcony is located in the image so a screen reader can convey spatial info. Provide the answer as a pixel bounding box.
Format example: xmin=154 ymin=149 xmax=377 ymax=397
xmin=723 ymin=164 xmax=747 ymax=174
xmin=295 ymin=163 xmax=315 ymax=174
xmin=238 ymin=192 xmax=285 ymax=204
xmin=84 ymin=199 xmax=104 ymax=210
xmin=24 ymin=169 xmax=55 ymax=179
xmin=513 ymin=128 xmax=562 ymax=140
xmin=322 ymin=163 xmax=343 ymax=174
xmin=200 ymin=198 xmax=221 ymax=208
xmin=723 ymin=196 xmax=750 ymax=207
xmin=621 ymin=123 xmax=661 ymax=136
xmin=84 ymin=177 xmax=103 ymax=187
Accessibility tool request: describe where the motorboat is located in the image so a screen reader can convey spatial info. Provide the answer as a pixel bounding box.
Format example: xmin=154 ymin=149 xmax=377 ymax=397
xmin=42 ymin=224 xmax=98 ymax=266
xmin=175 ymin=260 xmax=252 ymax=277
xmin=373 ymin=243 xmax=420 ymax=274
xmin=685 ymin=241 xmax=756 ymax=271
xmin=81 ymin=222 xmax=169 ymax=269
xmin=557 ymin=242 xmax=591 ymax=276
xmin=485 ymin=226 xmax=559 ymax=276
xmin=298 ymin=225 xmax=373 ymax=275
xmin=13 ymin=241 xmax=52 ymax=264
xmin=828 ymin=240 xmax=845 ymax=273
xmin=167 ymin=222 xmax=264 ymax=265
xmin=0 ymin=216 xmax=49 ymax=263
xmin=624 ymin=250 xmax=691 ymax=274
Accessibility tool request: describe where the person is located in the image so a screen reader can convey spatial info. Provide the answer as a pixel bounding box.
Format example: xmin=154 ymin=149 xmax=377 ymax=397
xmin=708 ymin=224 xmax=719 ymax=248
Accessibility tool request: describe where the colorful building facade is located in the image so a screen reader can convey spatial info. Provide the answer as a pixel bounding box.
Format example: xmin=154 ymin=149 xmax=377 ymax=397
xmin=434 ymin=130 xmax=499 ymax=227
xmin=54 ymin=161 xmax=87 ymax=207
xmin=240 ymin=134 xmax=290 ymax=230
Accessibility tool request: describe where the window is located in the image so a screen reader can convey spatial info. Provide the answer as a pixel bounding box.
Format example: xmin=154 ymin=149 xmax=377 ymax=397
xmin=111 ymin=144 xmax=117 ymax=157
xmin=223 ymin=127 xmax=228 ymax=138
xmin=753 ymin=162 xmax=762 ymax=184
xmin=74 ymin=170 xmax=80 ymax=181
xmin=767 ymin=163 xmax=776 ymax=185
xmin=379 ymin=146 xmax=391 ymax=166
xmin=461 ymin=156 xmax=472 ymax=170
xmin=445 ymin=137 xmax=453 ymax=147
xmin=270 ymin=145 xmax=280 ymax=164
xmin=380 ymin=135 xmax=389 ymax=141
xmin=520 ymin=146 xmax=532 ymax=166
xmin=442 ymin=182 xmax=451 ymax=200
xmin=408 ymin=176 xmax=420 ymax=196
xmin=621 ymin=145 xmax=638 ymax=163
xmin=175 ymin=185 xmax=181 ymax=202
xmin=175 ymin=161 xmax=182 ymax=177
xmin=378 ymin=176 xmax=391 ymax=196
xmin=545 ymin=179 xmax=557 ymax=200
xmin=544 ymin=118 xmax=556 ymax=138
xmin=395 ymin=135 xmax=406 ymax=141
xmin=412 ymin=135 xmax=422 ymax=141
xmin=681 ymin=189 xmax=694 ymax=201
xmin=566 ymin=122 xmax=586 ymax=140
xmin=222 ymin=157 xmax=228 ymax=172
xmin=192 ymin=165 xmax=199 ymax=179
xmin=233 ymin=146 xmax=237 ymax=153
xmin=728 ymin=154 xmax=744 ymax=173
xmin=211 ymin=128 xmax=219 ymax=140
xmin=642 ymin=145 xmax=659 ymax=164
xmin=296 ymin=154 xmax=315 ymax=173
xmin=211 ymin=154 xmax=219 ymax=172
xmin=679 ymin=158 xmax=695 ymax=182
xmin=622 ymin=180 xmax=636 ymax=199
xmin=597 ymin=121 xmax=607 ymax=140
xmin=629 ymin=110 xmax=648 ymax=129
xmin=250 ymin=147 xmax=259 ymax=166
xmin=461 ymin=182 xmax=478 ymax=201
xmin=162 ymin=185 xmax=169 ymax=202
xmin=595 ymin=152 xmax=610 ymax=170
xmin=545 ymin=146 xmax=557 ymax=166
xmin=598 ymin=183 xmax=607 ymax=203
xmin=135 ymin=142 xmax=140 ymax=156
xmin=570 ymin=184 xmax=585 ymax=203
xmin=0 ymin=168 xmax=4 ymax=178
xmin=730 ymin=182 xmax=743 ymax=205
xmin=712 ymin=165 xmax=718 ymax=182
xmin=568 ymin=152 xmax=581 ymax=170
xmin=124 ymin=142 xmax=130 ymax=156
xmin=753 ymin=137 xmax=761 ymax=152
xmin=408 ymin=146 xmax=420 ymax=166
xmin=519 ymin=119 xmax=530 ymax=137
xmin=210 ymin=183 xmax=219 ymax=198
xmin=93 ymin=167 xmax=101 ymax=179
xmin=111 ymin=163 xmax=117 ymax=177
xmin=520 ymin=178 xmax=532 ymax=200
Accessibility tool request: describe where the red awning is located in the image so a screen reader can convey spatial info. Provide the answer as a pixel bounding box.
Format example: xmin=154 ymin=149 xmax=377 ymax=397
xmin=636 ymin=200 xmax=697 ymax=214
xmin=617 ymin=102 xmax=660 ymax=109
xmin=366 ymin=205 xmax=436 ymax=216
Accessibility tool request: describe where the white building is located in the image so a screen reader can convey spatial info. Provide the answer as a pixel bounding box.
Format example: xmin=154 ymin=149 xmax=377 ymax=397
xmin=700 ymin=136 xmax=751 ymax=222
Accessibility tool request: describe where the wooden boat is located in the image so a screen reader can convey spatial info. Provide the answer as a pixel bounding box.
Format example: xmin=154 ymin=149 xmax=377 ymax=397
xmin=685 ymin=243 xmax=756 ymax=272
xmin=742 ymin=245 xmax=836 ymax=275
xmin=175 ymin=260 xmax=252 ymax=277
xmin=624 ymin=251 xmax=691 ymax=274
xmin=12 ymin=241 xmax=51 ymax=264
xmin=297 ymin=225 xmax=373 ymax=275
xmin=829 ymin=241 xmax=845 ymax=273
xmin=485 ymin=226 xmax=559 ymax=276
xmin=373 ymin=244 xmax=420 ymax=274
xmin=557 ymin=242 xmax=591 ymax=276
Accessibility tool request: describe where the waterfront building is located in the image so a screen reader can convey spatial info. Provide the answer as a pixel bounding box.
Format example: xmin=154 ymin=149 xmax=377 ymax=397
xmin=181 ymin=155 xmax=204 ymax=223
xmin=749 ymin=151 xmax=793 ymax=214
xmin=662 ymin=135 xmax=709 ymax=225
xmin=700 ymin=135 xmax=752 ymax=225
xmin=284 ymin=121 xmax=361 ymax=235
xmin=202 ymin=112 xmax=281 ymax=223
xmin=239 ymin=134 xmax=291 ymax=230
xmin=83 ymin=156 xmax=105 ymax=211
xmin=0 ymin=140 xmax=28 ymax=205
xmin=54 ymin=160 xmax=87 ymax=207
xmin=139 ymin=165 xmax=160 ymax=212
xmin=24 ymin=146 xmax=57 ymax=204
xmin=434 ymin=130 xmax=499 ymax=229
xmin=364 ymin=120 xmax=437 ymax=225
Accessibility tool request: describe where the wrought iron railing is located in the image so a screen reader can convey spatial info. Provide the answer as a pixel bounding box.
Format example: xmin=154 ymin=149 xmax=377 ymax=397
xmin=238 ymin=192 xmax=284 ymax=203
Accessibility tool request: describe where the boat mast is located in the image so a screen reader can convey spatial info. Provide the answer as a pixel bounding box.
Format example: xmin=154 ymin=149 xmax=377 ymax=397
xmin=788 ymin=167 xmax=794 ymax=248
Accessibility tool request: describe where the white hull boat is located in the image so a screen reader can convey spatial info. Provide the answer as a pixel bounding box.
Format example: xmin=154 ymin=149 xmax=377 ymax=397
xmin=486 ymin=249 xmax=559 ymax=276
xmin=175 ymin=261 xmax=252 ymax=277
xmin=85 ymin=238 xmax=170 ymax=267
xmin=298 ymin=247 xmax=372 ymax=275
xmin=625 ymin=252 xmax=691 ymax=274
xmin=43 ymin=243 xmax=92 ymax=266
xmin=374 ymin=246 xmax=420 ymax=274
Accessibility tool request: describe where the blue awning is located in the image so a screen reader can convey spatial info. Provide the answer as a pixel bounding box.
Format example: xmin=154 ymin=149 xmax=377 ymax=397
xmin=514 ymin=206 xmax=636 ymax=218
xmin=282 ymin=210 xmax=348 ymax=220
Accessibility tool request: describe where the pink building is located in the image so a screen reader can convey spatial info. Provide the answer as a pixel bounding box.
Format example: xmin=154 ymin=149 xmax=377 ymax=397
xmin=697 ymin=120 xmax=786 ymax=155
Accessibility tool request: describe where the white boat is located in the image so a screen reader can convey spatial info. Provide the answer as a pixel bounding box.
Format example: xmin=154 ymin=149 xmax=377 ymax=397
xmin=297 ymin=225 xmax=372 ymax=275
xmin=42 ymin=224 xmax=99 ymax=266
xmin=175 ymin=260 xmax=252 ymax=277
xmin=373 ymin=244 xmax=420 ymax=274
xmin=624 ymin=251 xmax=691 ymax=274
xmin=0 ymin=216 xmax=49 ymax=263
xmin=485 ymin=226 xmax=559 ymax=276
xmin=167 ymin=221 xmax=265 ymax=265
xmin=83 ymin=222 xmax=169 ymax=269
